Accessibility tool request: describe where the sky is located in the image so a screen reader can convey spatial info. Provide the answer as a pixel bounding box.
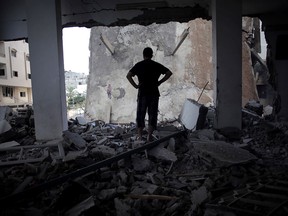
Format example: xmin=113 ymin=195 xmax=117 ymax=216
xmin=62 ymin=27 xmax=91 ymax=74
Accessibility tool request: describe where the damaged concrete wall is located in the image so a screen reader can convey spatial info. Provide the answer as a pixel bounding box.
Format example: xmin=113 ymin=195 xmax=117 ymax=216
xmin=86 ymin=18 xmax=257 ymax=123
xmin=242 ymin=17 xmax=260 ymax=106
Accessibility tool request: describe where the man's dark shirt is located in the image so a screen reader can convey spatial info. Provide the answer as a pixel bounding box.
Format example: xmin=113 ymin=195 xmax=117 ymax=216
xmin=130 ymin=59 xmax=169 ymax=97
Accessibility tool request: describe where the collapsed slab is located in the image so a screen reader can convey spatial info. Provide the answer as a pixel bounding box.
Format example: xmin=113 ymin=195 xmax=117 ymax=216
xmin=193 ymin=140 xmax=257 ymax=165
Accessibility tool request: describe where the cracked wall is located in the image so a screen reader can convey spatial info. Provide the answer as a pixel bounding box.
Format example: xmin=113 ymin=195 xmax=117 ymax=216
xmin=86 ymin=18 xmax=257 ymax=123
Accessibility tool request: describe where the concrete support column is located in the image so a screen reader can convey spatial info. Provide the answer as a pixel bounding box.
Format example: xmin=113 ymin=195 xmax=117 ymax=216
xmin=212 ymin=0 xmax=242 ymax=129
xmin=26 ymin=0 xmax=67 ymax=141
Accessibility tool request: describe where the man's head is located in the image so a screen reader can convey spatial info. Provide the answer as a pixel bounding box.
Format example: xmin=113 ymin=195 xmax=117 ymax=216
xmin=143 ymin=47 xmax=153 ymax=59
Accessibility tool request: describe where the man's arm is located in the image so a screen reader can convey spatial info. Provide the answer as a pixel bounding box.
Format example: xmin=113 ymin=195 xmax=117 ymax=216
xmin=126 ymin=71 xmax=139 ymax=89
xmin=158 ymin=70 xmax=172 ymax=86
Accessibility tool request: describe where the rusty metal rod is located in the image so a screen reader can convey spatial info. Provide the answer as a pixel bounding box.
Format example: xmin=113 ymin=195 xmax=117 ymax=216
xmin=0 ymin=130 xmax=186 ymax=205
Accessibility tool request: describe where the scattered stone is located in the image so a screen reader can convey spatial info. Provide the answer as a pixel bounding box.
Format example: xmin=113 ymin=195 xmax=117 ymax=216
xmin=0 ymin=140 xmax=20 ymax=149
xmin=191 ymin=186 xmax=209 ymax=212
xmin=132 ymin=157 xmax=152 ymax=172
xmin=98 ymin=188 xmax=117 ymax=200
xmin=76 ymin=116 xmax=88 ymax=125
xmin=91 ymin=145 xmax=116 ymax=157
xmin=193 ymin=140 xmax=257 ymax=165
xmin=63 ymin=130 xmax=87 ymax=149
xmin=114 ymin=198 xmax=131 ymax=216
xmin=148 ymin=146 xmax=177 ymax=162
xmin=167 ymin=138 xmax=176 ymax=152
xmin=0 ymin=119 xmax=12 ymax=134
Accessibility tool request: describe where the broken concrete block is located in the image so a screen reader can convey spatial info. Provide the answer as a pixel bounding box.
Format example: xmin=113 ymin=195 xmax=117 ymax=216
xmin=193 ymin=140 xmax=257 ymax=165
xmin=63 ymin=130 xmax=87 ymax=149
xmin=64 ymin=151 xmax=84 ymax=162
xmin=138 ymin=182 xmax=159 ymax=194
xmin=91 ymin=145 xmax=116 ymax=157
xmin=98 ymin=188 xmax=117 ymax=200
xmin=97 ymin=137 xmax=108 ymax=145
xmin=117 ymin=186 xmax=128 ymax=194
xmin=244 ymin=100 xmax=263 ymax=116
xmin=64 ymin=196 xmax=95 ymax=216
xmin=76 ymin=116 xmax=88 ymax=125
xmin=196 ymin=129 xmax=215 ymax=141
xmin=263 ymin=105 xmax=273 ymax=116
xmin=132 ymin=157 xmax=152 ymax=172
xmin=12 ymin=176 xmax=34 ymax=194
xmin=148 ymin=146 xmax=177 ymax=162
xmin=191 ymin=186 xmax=209 ymax=211
xmin=167 ymin=138 xmax=175 ymax=152
xmin=0 ymin=140 xmax=20 ymax=149
xmin=0 ymin=106 xmax=13 ymax=121
xmin=0 ymin=119 xmax=12 ymax=134
xmin=130 ymin=186 xmax=147 ymax=195
xmin=114 ymin=126 xmax=124 ymax=135
xmin=118 ymin=170 xmax=128 ymax=184
xmin=114 ymin=198 xmax=131 ymax=216
xmin=133 ymin=140 xmax=146 ymax=148
xmin=146 ymin=173 xmax=165 ymax=185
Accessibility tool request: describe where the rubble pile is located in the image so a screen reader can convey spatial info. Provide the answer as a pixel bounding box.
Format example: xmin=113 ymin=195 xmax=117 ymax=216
xmin=0 ymin=106 xmax=288 ymax=215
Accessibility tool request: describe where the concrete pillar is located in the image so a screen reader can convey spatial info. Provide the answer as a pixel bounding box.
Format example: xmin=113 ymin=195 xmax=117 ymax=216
xmin=265 ymin=31 xmax=288 ymax=121
xmin=26 ymin=0 xmax=67 ymax=141
xmin=212 ymin=0 xmax=242 ymax=129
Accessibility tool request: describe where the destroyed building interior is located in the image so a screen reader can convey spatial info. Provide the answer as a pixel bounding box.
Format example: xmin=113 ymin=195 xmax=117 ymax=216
xmin=1 ymin=0 xmax=288 ymax=215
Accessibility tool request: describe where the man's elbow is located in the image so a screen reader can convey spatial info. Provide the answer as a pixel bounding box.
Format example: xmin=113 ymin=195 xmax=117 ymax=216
xmin=126 ymin=71 xmax=133 ymax=79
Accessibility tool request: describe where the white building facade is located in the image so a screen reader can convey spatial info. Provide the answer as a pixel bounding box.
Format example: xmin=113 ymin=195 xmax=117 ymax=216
xmin=0 ymin=40 xmax=32 ymax=107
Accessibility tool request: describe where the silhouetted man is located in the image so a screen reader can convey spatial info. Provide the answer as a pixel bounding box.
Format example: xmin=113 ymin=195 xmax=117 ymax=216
xmin=126 ymin=47 xmax=172 ymax=142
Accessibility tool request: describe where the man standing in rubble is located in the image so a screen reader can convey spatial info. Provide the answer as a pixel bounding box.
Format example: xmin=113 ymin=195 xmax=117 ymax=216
xmin=126 ymin=47 xmax=172 ymax=142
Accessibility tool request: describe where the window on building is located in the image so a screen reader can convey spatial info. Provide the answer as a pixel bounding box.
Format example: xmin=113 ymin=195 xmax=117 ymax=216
xmin=78 ymin=82 xmax=82 ymax=85
xmin=26 ymin=54 xmax=30 ymax=61
xmin=0 ymin=64 xmax=6 ymax=78
xmin=0 ymin=69 xmax=5 ymax=76
xmin=20 ymin=92 xmax=26 ymax=97
xmin=2 ymin=86 xmax=13 ymax=97
xmin=28 ymin=74 xmax=31 ymax=79
xmin=13 ymin=71 xmax=18 ymax=77
xmin=11 ymin=49 xmax=17 ymax=57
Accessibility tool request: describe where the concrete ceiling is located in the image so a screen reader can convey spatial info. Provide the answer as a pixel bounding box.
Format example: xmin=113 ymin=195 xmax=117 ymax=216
xmin=61 ymin=0 xmax=288 ymax=28
xmin=1 ymin=0 xmax=288 ymax=41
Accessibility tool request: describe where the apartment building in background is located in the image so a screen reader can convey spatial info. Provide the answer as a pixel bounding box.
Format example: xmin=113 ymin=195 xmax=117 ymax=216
xmin=0 ymin=40 xmax=32 ymax=107
xmin=65 ymin=70 xmax=87 ymax=95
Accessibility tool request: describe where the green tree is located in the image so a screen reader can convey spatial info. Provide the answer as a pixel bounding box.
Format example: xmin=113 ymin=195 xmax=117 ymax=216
xmin=66 ymin=87 xmax=86 ymax=110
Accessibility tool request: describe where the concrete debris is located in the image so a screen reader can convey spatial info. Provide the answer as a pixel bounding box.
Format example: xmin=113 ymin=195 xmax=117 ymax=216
xmin=191 ymin=186 xmax=210 ymax=211
xmin=0 ymin=104 xmax=288 ymax=216
xmin=91 ymin=145 xmax=116 ymax=157
xmin=148 ymin=145 xmax=178 ymax=162
xmin=244 ymin=99 xmax=263 ymax=116
xmin=0 ymin=119 xmax=12 ymax=134
xmin=63 ymin=130 xmax=87 ymax=149
xmin=0 ymin=140 xmax=20 ymax=149
xmin=193 ymin=140 xmax=257 ymax=166
xmin=64 ymin=196 xmax=95 ymax=216
xmin=75 ymin=116 xmax=88 ymax=125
